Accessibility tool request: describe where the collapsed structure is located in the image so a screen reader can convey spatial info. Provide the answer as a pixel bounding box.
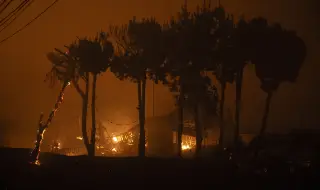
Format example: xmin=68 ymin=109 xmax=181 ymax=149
xmin=50 ymin=107 xmax=221 ymax=157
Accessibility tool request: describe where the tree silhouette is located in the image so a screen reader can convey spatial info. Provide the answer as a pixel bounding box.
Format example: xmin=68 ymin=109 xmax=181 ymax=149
xmin=213 ymin=8 xmax=255 ymax=147
xmin=29 ymin=51 xmax=78 ymax=165
xmin=211 ymin=5 xmax=238 ymax=148
xmin=161 ymin=2 xmax=197 ymax=156
xmin=251 ymin=18 xmax=307 ymax=137
xmin=162 ymin=1 xmax=220 ymax=156
xmin=109 ymin=17 xmax=164 ymax=157
xmin=180 ymin=70 xmax=218 ymax=155
xmin=189 ymin=1 xmax=221 ymax=155
xmin=46 ymin=32 xmax=113 ymax=157
xmin=163 ymin=2 xmax=191 ymax=157
xmin=45 ymin=46 xmax=91 ymax=156
xmin=231 ymin=18 xmax=253 ymax=146
xmin=67 ymin=32 xmax=114 ymax=157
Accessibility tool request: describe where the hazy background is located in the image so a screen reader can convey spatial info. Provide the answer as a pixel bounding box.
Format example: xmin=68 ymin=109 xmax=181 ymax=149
xmin=0 ymin=0 xmax=319 ymax=148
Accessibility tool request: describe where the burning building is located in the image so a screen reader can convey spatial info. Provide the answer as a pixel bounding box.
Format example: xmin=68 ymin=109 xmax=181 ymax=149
xmin=49 ymin=104 xmax=221 ymax=157
xmin=145 ymin=107 xmax=220 ymax=157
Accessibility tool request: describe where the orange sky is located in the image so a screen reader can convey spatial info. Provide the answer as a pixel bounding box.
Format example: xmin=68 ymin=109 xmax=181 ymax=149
xmin=0 ymin=0 xmax=319 ymax=148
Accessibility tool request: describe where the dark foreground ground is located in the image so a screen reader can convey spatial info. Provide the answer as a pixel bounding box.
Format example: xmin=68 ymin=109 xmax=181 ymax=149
xmin=0 ymin=148 xmax=319 ymax=189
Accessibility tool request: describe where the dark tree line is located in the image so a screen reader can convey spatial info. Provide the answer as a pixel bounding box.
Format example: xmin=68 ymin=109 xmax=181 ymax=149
xmin=31 ymin=1 xmax=306 ymax=161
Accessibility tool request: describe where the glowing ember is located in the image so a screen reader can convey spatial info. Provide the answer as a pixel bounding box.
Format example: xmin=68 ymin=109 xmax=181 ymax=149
xmin=112 ymin=136 xmax=119 ymax=143
xmin=76 ymin=136 xmax=83 ymax=140
xmin=111 ymin=148 xmax=117 ymax=152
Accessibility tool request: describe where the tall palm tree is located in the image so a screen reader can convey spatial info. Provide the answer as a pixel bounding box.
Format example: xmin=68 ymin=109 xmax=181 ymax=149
xmin=161 ymin=2 xmax=195 ymax=156
xmin=67 ymin=32 xmax=114 ymax=157
xmin=110 ymin=18 xmax=164 ymax=157
xmin=29 ymin=51 xmax=78 ymax=165
xmin=48 ymin=32 xmax=114 ymax=157
xmin=182 ymin=70 xmax=218 ymax=155
xmin=189 ymin=1 xmax=222 ymax=155
xmin=162 ymin=1 xmax=220 ymax=156
xmin=211 ymin=6 xmax=238 ymax=148
xmin=231 ymin=18 xmax=253 ymax=146
xmin=212 ymin=6 xmax=254 ymax=147
xmin=50 ymin=43 xmax=91 ymax=157
xmin=252 ymin=20 xmax=307 ymax=137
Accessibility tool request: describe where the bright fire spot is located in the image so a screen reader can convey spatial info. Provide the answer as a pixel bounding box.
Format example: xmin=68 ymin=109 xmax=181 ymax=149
xmin=96 ymin=145 xmax=104 ymax=149
xmin=111 ymin=148 xmax=117 ymax=152
xmin=34 ymin=160 xmax=41 ymax=166
xmin=181 ymin=144 xmax=191 ymax=151
xmin=173 ymin=133 xmax=196 ymax=151
xmin=112 ymin=136 xmax=119 ymax=143
xmin=76 ymin=136 xmax=83 ymax=140
xmin=57 ymin=142 xmax=61 ymax=149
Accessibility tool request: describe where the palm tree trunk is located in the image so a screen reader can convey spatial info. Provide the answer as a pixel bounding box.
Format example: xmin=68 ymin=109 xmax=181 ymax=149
xmin=254 ymin=91 xmax=273 ymax=158
xmin=177 ymin=89 xmax=184 ymax=157
xmin=82 ymin=73 xmax=91 ymax=156
xmin=141 ymin=76 xmax=147 ymax=156
xmin=194 ymin=103 xmax=202 ymax=156
xmin=137 ymin=80 xmax=142 ymax=155
xmin=30 ymin=81 xmax=69 ymax=164
xmin=90 ymin=74 xmax=97 ymax=157
xmin=259 ymin=91 xmax=273 ymax=136
xmin=234 ymin=67 xmax=243 ymax=146
xmin=219 ymin=81 xmax=226 ymax=148
xmin=137 ymin=78 xmax=146 ymax=157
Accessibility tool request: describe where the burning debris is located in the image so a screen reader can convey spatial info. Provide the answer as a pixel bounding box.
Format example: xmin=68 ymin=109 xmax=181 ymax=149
xmin=96 ymin=130 xmax=138 ymax=156
xmin=73 ymin=127 xmax=139 ymax=156
xmin=173 ymin=132 xmax=196 ymax=152
xmin=50 ymin=140 xmax=62 ymax=153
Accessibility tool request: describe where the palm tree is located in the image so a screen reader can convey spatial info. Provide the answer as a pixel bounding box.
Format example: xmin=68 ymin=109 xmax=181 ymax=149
xmin=212 ymin=61 xmax=235 ymax=148
xmin=183 ymin=70 xmax=218 ymax=155
xmin=110 ymin=18 xmax=164 ymax=157
xmin=46 ymin=46 xmax=91 ymax=156
xmin=214 ymin=8 xmax=254 ymax=148
xmin=187 ymin=3 xmax=222 ymax=155
xmin=67 ymin=32 xmax=114 ymax=157
xmin=29 ymin=51 xmax=78 ymax=165
xmin=231 ymin=18 xmax=254 ymax=146
xmin=162 ymin=1 xmax=220 ymax=156
xmin=211 ymin=6 xmax=238 ymax=148
xmin=252 ymin=20 xmax=306 ymax=137
xmin=47 ymin=32 xmax=113 ymax=157
xmin=161 ymin=2 xmax=195 ymax=156
xmin=189 ymin=1 xmax=222 ymax=155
